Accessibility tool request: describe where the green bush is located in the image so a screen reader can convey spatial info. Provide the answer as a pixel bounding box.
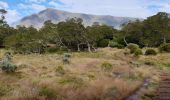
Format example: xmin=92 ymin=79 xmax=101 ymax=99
xmin=127 ymin=43 xmax=139 ymax=54
xmin=159 ymin=43 xmax=170 ymax=53
xmin=47 ymin=47 xmax=59 ymax=53
xmin=101 ymin=61 xmax=113 ymax=71
xmin=97 ymin=39 xmax=110 ymax=47
xmin=39 ymin=87 xmax=56 ymax=98
xmin=134 ymin=48 xmax=143 ymax=56
xmin=0 ymin=53 xmax=17 ymax=73
xmin=109 ymin=41 xmax=124 ymax=49
xmin=63 ymin=53 xmax=71 ymax=64
xmin=145 ymin=49 xmax=157 ymax=55
xmin=56 ymin=65 xmax=65 ymax=75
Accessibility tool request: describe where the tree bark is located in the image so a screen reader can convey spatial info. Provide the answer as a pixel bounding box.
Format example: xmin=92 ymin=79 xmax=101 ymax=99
xmin=77 ymin=44 xmax=80 ymax=52
xmin=92 ymin=44 xmax=96 ymax=52
xmin=164 ymin=35 xmax=167 ymax=44
xmin=124 ymin=36 xmax=128 ymax=46
xmin=87 ymin=43 xmax=91 ymax=52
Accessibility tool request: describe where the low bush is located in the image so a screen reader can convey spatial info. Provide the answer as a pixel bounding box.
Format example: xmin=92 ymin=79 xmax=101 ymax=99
xmin=63 ymin=53 xmax=71 ymax=64
xmin=0 ymin=53 xmax=17 ymax=73
xmin=145 ymin=49 xmax=157 ymax=55
xmin=97 ymin=39 xmax=110 ymax=47
xmin=39 ymin=87 xmax=56 ymax=99
xmin=109 ymin=41 xmax=124 ymax=49
xmin=59 ymin=76 xmax=84 ymax=88
xmin=127 ymin=43 xmax=139 ymax=54
xmin=101 ymin=61 xmax=113 ymax=71
xmin=159 ymin=43 xmax=170 ymax=53
xmin=134 ymin=48 xmax=143 ymax=56
xmin=56 ymin=65 xmax=65 ymax=75
xmin=47 ymin=47 xmax=59 ymax=53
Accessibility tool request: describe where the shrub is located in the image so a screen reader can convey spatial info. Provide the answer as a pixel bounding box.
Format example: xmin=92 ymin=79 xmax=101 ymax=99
xmin=59 ymin=76 xmax=84 ymax=88
xmin=159 ymin=43 xmax=170 ymax=53
xmin=39 ymin=87 xmax=56 ymax=99
xmin=109 ymin=42 xmax=124 ymax=49
xmin=0 ymin=53 xmax=17 ymax=73
xmin=101 ymin=61 xmax=113 ymax=71
xmin=47 ymin=47 xmax=59 ymax=53
xmin=97 ymin=39 xmax=110 ymax=47
xmin=63 ymin=53 xmax=71 ymax=64
xmin=56 ymin=65 xmax=65 ymax=75
xmin=127 ymin=43 xmax=139 ymax=54
xmin=134 ymin=48 xmax=143 ymax=56
xmin=145 ymin=49 xmax=157 ymax=55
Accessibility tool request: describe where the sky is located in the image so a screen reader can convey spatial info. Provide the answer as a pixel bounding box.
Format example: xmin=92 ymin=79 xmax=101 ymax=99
xmin=1 ymin=0 xmax=170 ymax=25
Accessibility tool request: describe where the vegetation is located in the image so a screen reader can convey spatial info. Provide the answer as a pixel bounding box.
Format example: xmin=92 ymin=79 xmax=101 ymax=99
xmin=1 ymin=9 xmax=170 ymax=99
xmin=145 ymin=49 xmax=157 ymax=55
xmin=127 ymin=43 xmax=139 ymax=54
xmin=134 ymin=48 xmax=143 ymax=56
xmin=159 ymin=43 xmax=170 ymax=53
xmin=101 ymin=61 xmax=113 ymax=71
xmin=0 ymin=53 xmax=17 ymax=73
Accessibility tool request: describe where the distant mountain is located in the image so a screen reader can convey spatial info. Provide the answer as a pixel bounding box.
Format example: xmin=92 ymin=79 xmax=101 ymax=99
xmin=17 ymin=8 xmax=141 ymax=29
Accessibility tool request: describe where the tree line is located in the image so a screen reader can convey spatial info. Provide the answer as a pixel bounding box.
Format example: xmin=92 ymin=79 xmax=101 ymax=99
xmin=1 ymin=9 xmax=170 ymax=54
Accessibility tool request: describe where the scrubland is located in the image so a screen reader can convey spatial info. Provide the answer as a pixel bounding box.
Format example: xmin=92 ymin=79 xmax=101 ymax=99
xmin=0 ymin=48 xmax=169 ymax=100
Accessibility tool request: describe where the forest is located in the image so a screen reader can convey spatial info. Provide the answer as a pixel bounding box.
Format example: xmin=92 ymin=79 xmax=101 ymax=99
xmin=1 ymin=9 xmax=170 ymax=54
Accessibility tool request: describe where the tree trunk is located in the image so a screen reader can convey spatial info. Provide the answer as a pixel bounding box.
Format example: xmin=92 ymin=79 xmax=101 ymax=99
xmin=87 ymin=43 xmax=91 ymax=52
xmin=92 ymin=45 xmax=96 ymax=52
xmin=124 ymin=36 xmax=128 ymax=46
xmin=164 ymin=35 xmax=167 ymax=44
xmin=77 ymin=44 xmax=80 ymax=52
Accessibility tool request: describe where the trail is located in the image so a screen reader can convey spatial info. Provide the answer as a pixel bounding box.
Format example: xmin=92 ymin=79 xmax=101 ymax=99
xmin=155 ymin=72 xmax=170 ymax=100
xmin=126 ymin=78 xmax=150 ymax=100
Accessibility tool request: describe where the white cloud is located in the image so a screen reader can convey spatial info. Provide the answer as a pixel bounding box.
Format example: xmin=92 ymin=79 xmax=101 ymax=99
xmin=47 ymin=0 xmax=155 ymax=18
xmin=0 ymin=1 xmax=9 ymax=9
xmin=5 ymin=10 xmax=21 ymax=25
xmin=31 ymin=4 xmax=46 ymax=11
xmin=49 ymin=1 xmax=61 ymax=7
xmin=27 ymin=0 xmax=46 ymax=3
xmin=18 ymin=3 xmax=46 ymax=12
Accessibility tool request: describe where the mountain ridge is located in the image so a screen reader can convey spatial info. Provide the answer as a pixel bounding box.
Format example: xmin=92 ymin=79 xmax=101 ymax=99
xmin=17 ymin=8 xmax=142 ymax=29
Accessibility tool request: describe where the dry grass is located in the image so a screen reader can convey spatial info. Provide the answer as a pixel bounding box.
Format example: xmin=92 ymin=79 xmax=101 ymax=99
xmin=0 ymin=48 xmax=167 ymax=100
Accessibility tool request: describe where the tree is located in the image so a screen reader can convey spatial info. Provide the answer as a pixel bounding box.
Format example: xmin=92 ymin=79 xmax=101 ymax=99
xmin=0 ymin=9 xmax=10 ymax=48
xmin=86 ymin=24 xmax=115 ymax=51
xmin=143 ymin=12 xmax=170 ymax=44
xmin=57 ymin=18 xmax=86 ymax=51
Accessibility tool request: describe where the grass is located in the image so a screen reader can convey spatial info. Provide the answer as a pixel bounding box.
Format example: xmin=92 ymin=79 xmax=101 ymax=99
xmin=0 ymin=48 xmax=169 ymax=99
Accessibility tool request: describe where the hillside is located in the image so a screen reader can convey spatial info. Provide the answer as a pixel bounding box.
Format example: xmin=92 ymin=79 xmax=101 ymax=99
xmin=17 ymin=8 xmax=139 ymax=28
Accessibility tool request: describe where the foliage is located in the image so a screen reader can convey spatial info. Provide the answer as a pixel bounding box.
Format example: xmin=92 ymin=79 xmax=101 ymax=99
xmin=0 ymin=53 xmax=17 ymax=73
xmin=101 ymin=61 xmax=113 ymax=71
xmin=56 ymin=65 xmax=65 ymax=75
xmin=159 ymin=43 xmax=170 ymax=53
xmin=97 ymin=39 xmax=109 ymax=47
xmin=47 ymin=47 xmax=59 ymax=53
xmin=3 ymin=12 xmax=170 ymax=53
xmin=127 ymin=43 xmax=139 ymax=54
xmin=134 ymin=48 xmax=143 ymax=56
xmin=39 ymin=87 xmax=56 ymax=99
xmin=109 ymin=41 xmax=124 ymax=49
xmin=63 ymin=53 xmax=71 ymax=64
xmin=145 ymin=49 xmax=157 ymax=55
xmin=59 ymin=76 xmax=84 ymax=88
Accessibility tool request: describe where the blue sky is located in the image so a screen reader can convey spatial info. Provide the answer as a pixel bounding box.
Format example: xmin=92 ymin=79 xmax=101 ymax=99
xmin=1 ymin=0 xmax=170 ymax=24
